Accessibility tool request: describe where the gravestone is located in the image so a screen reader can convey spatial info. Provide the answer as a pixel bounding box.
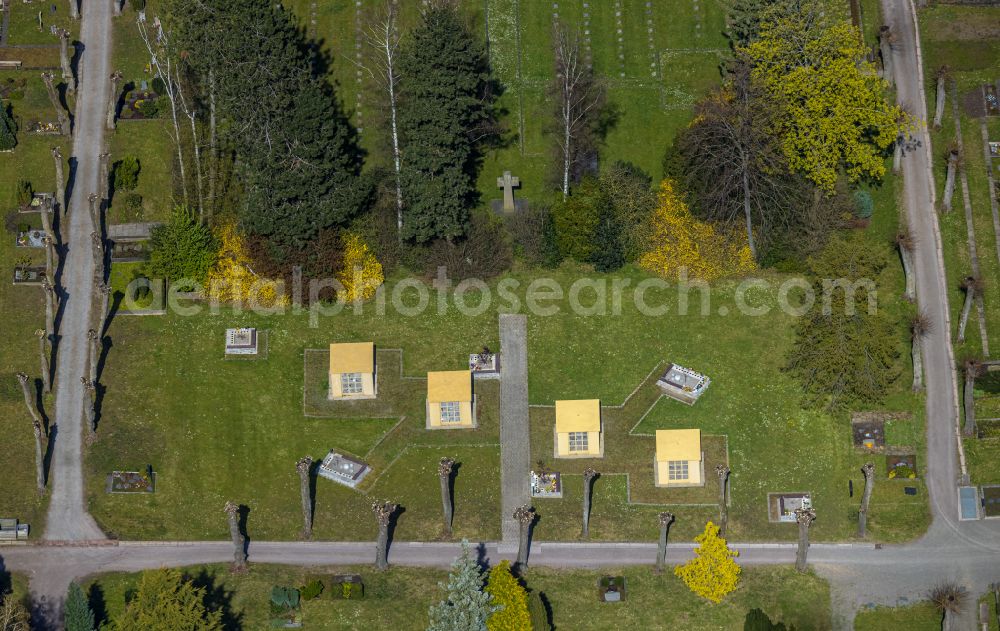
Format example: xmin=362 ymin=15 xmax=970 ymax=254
xmin=496 ymin=171 xmax=520 ymax=212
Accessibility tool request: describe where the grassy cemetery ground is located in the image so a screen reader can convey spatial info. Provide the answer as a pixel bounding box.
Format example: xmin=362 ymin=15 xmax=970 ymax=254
xmin=0 ymin=72 xmax=69 ymax=534
xmin=853 ymin=601 xmax=941 ymax=630
xmin=91 ymin=235 xmax=928 ymax=543
xmin=108 ymin=0 xmax=174 ymax=225
xmin=82 ymin=563 xmax=830 ymax=631
xmin=918 ymin=5 xmax=1000 ymax=485
xmin=284 ymin=0 xmax=729 ymax=202
xmin=81 ymin=0 xmax=927 ymax=545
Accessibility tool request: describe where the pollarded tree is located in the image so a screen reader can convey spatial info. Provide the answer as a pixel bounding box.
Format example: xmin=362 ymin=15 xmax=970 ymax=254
xmin=794 ymin=507 xmax=816 ymax=572
xmin=581 ymin=467 xmax=598 ymax=538
xmin=296 ymin=456 xmax=313 ymax=540
xmin=741 ymin=0 xmax=908 ymax=193
xmin=108 ymin=569 xmax=223 ymax=631
xmin=957 ymin=275 xmax=983 ymax=344
xmin=857 ymin=462 xmax=875 ymax=538
xmin=655 ymin=511 xmax=674 ymax=573
xmin=962 ymin=358 xmax=984 ymax=437
xmin=895 ymin=228 xmax=917 ymax=302
xmin=224 ymin=501 xmax=246 ymax=572
xmin=439 ymin=457 xmax=456 ymax=537
xmin=929 ymin=583 xmax=965 ymax=631
xmin=911 ymin=312 xmax=931 ymax=392
xmin=427 ymin=540 xmax=496 ymax=631
xmin=373 ymin=499 xmax=398 ymax=571
xmin=65 ymin=582 xmax=95 ymax=631
xmin=0 ymin=99 xmax=17 ymax=151
xmin=485 ymin=560 xmax=530 ymax=631
xmin=674 ymin=521 xmax=741 ymax=603
xmin=398 ymin=3 xmax=496 ymax=243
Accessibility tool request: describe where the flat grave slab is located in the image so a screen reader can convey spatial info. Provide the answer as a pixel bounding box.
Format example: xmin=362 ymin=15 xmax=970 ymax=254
xmin=318 ymin=450 xmax=370 ymax=489
xmin=767 ymin=492 xmax=812 ymax=523
xmin=530 ymin=470 xmax=562 ymax=498
xmin=656 ymin=363 xmax=710 ymax=405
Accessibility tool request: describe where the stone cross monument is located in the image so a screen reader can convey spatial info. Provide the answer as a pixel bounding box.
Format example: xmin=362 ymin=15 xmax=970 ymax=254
xmin=496 ymin=170 xmax=520 ymax=212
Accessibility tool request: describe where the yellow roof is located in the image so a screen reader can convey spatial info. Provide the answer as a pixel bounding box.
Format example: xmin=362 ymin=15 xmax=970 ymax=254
xmin=427 ymin=370 xmax=472 ymax=403
xmin=555 ymin=399 xmax=601 ymax=433
xmin=656 ymin=429 xmax=701 ymax=461
xmin=329 ymin=342 xmax=375 ymax=374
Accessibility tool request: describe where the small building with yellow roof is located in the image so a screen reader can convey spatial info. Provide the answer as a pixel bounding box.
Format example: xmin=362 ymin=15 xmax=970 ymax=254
xmin=328 ymin=342 xmax=377 ymax=400
xmin=426 ymin=370 xmax=476 ymax=429
xmin=553 ymin=399 xmax=604 ymax=458
xmin=654 ymin=429 xmax=704 ymax=487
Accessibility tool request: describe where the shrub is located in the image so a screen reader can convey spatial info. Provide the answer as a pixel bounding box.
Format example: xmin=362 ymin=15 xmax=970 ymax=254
xmin=147 ymin=206 xmax=217 ymax=284
xmin=270 ymin=586 xmax=300 ymax=612
xmin=113 ymin=155 xmax=141 ymax=192
xmin=151 ymin=77 xmax=165 ymax=96
xmin=639 ymin=179 xmax=756 ymax=282
xmin=138 ymin=97 xmax=161 ymax=118
xmin=0 ymin=99 xmax=17 ymax=151
xmin=299 ymin=580 xmax=323 ymax=601
xmin=206 ymin=220 xmax=288 ymax=308
xmin=551 ymin=178 xmax=601 ymax=262
xmin=674 ymin=521 xmax=741 ymax=603
xmin=485 ymin=560 xmax=530 ymax=631
xmin=507 ymin=204 xmax=561 ymax=268
xmin=888 ymin=464 xmax=916 ymax=479
xmin=527 ymin=591 xmax=550 ymax=631
xmin=337 ymin=231 xmax=384 ymax=302
xmin=131 ymin=0 xmax=146 ymax=10
xmin=422 ymin=212 xmax=513 ymax=280
xmin=853 ymin=189 xmax=874 ymax=219
xmin=15 ymin=179 xmax=31 ymax=207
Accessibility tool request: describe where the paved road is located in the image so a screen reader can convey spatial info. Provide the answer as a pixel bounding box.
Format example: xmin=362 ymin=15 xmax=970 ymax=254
xmin=498 ymin=314 xmax=530 ymax=546
xmin=44 ymin=0 xmax=109 ymax=542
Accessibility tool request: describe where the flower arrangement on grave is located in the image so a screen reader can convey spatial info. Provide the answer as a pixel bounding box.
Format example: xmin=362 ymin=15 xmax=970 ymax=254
xmin=888 ymin=464 xmax=916 ymax=479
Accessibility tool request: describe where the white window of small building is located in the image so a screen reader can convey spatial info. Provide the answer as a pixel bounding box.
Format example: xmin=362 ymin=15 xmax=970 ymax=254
xmin=341 ymin=372 xmax=363 ymax=395
xmin=568 ymin=432 xmax=589 ymax=452
xmin=667 ymin=460 xmax=689 ymax=480
xmin=440 ymin=401 xmax=462 ymax=423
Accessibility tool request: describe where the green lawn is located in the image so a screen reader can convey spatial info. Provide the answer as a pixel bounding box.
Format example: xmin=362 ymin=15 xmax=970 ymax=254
xmin=0 ymin=131 xmax=67 ymax=537
xmin=854 ymin=601 xmax=941 ymax=630
xmin=91 ymin=250 xmax=928 ymax=543
xmin=918 ymin=5 xmax=1000 ymax=484
xmin=83 ymin=563 xmax=831 ymax=631
xmin=4 ymin=0 xmax=76 ymax=46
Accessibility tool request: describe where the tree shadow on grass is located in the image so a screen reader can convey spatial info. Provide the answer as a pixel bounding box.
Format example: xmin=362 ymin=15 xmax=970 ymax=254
xmin=187 ymin=568 xmax=242 ymax=631
xmin=87 ymin=582 xmax=108 ymax=629
xmin=385 ymin=505 xmax=406 ymax=560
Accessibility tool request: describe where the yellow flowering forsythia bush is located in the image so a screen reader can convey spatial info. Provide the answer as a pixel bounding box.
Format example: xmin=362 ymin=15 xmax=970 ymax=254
xmin=337 ymin=232 xmax=384 ymax=302
xmin=639 ymin=180 xmax=756 ymax=281
xmin=486 ymin=560 xmax=531 ymax=631
xmin=205 ymin=221 xmax=288 ymax=308
xmin=674 ymin=521 xmax=741 ymax=603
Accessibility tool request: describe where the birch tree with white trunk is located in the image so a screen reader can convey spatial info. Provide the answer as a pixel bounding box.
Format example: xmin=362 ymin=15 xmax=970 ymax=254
xmin=358 ymin=1 xmax=404 ymax=236
xmin=550 ymin=25 xmax=605 ymax=200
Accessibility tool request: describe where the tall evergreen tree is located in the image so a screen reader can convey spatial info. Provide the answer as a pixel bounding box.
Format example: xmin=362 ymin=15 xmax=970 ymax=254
xmin=0 ymin=99 xmax=16 ymax=151
xmin=65 ymin=582 xmax=95 ymax=631
xmin=427 ymin=540 xmax=496 ymax=631
xmin=398 ymin=4 xmax=495 ymax=243
xmin=171 ymin=0 xmax=370 ymax=253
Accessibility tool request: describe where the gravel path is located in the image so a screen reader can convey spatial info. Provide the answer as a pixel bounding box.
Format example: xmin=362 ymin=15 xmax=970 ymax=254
xmin=498 ymin=314 xmax=530 ymax=546
xmin=43 ymin=0 xmax=109 ymax=543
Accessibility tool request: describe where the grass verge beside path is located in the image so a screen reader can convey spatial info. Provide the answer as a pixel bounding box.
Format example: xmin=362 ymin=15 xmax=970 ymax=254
xmin=83 ymin=563 xmax=830 ymax=631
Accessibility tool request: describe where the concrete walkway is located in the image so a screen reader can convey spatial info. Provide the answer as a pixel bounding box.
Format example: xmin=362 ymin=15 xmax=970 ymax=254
xmin=498 ymin=314 xmax=530 ymax=546
xmin=44 ymin=0 xmax=109 ymax=542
